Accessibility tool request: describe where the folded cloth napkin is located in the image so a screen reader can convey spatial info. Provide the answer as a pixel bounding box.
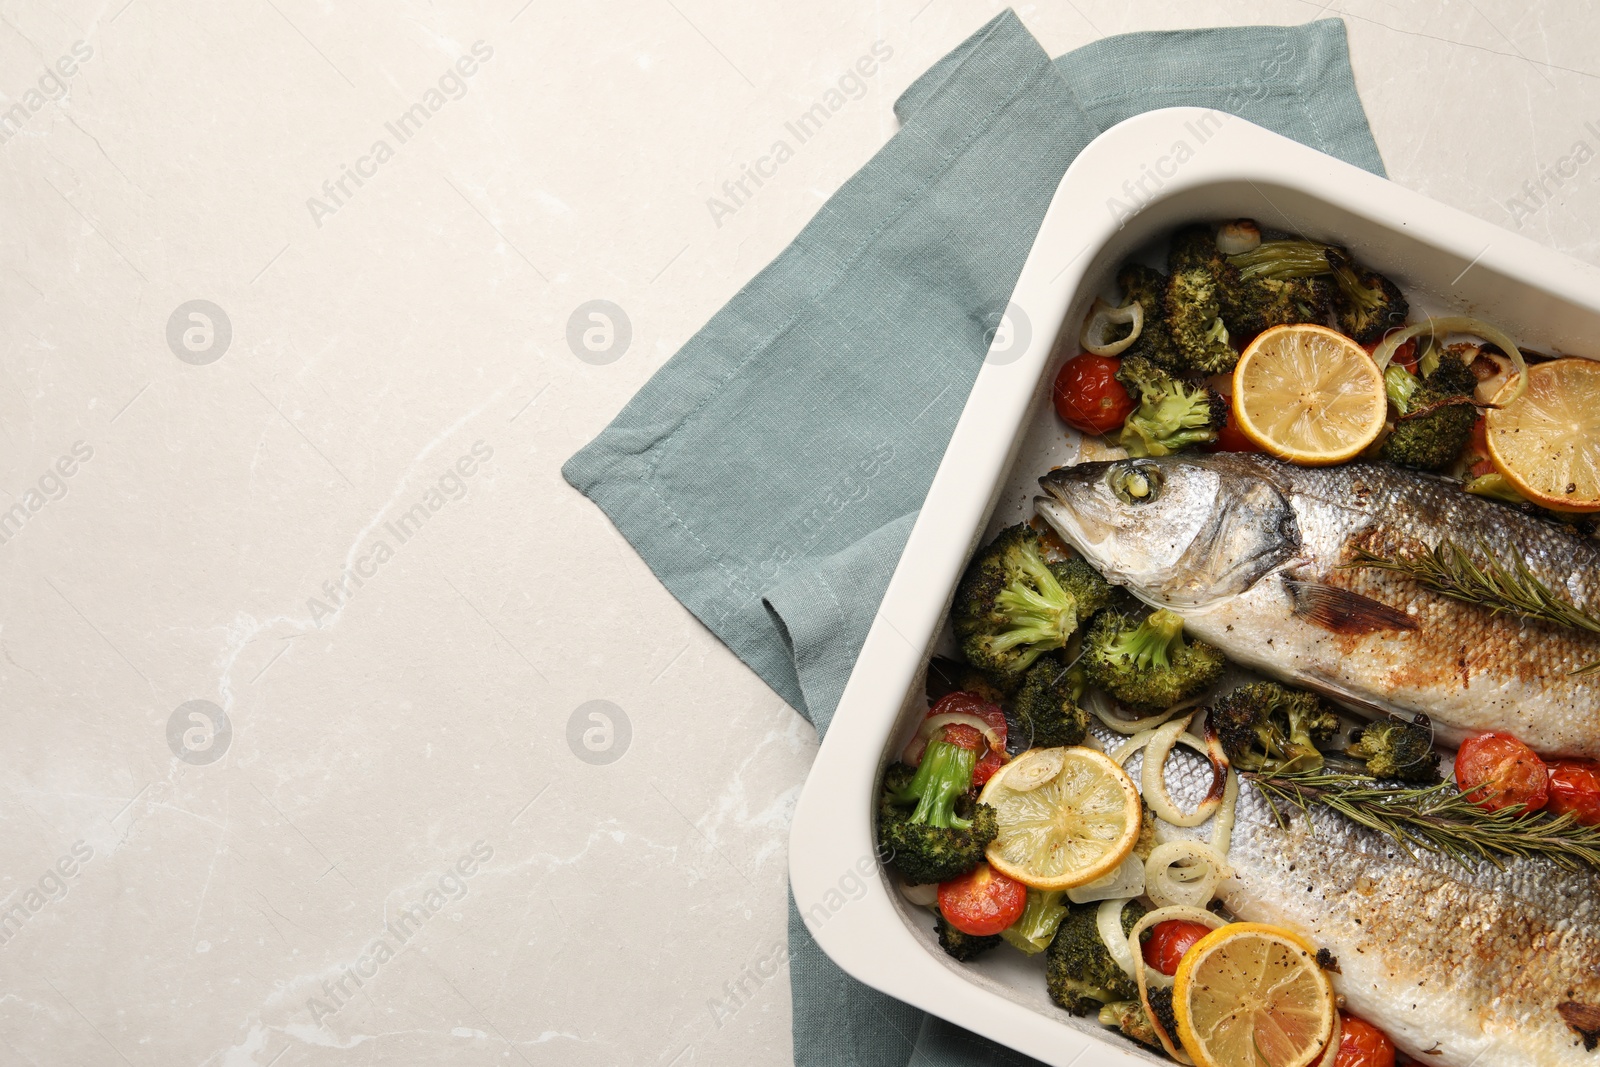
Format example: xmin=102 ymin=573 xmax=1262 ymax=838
xmin=563 ymin=10 xmax=1384 ymax=1065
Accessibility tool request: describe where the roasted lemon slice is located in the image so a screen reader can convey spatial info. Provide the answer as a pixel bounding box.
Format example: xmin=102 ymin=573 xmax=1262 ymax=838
xmin=1173 ymin=922 xmax=1337 ymax=1067
xmin=977 ymin=746 xmax=1140 ymax=890
xmin=1486 ymin=357 xmax=1600 ymax=512
xmin=1232 ymin=324 xmax=1388 ymax=465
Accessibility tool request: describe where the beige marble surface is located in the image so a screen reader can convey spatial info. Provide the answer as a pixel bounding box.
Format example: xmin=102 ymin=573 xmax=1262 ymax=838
xmin=1 ymin=1 xmax=1597 ymax=1064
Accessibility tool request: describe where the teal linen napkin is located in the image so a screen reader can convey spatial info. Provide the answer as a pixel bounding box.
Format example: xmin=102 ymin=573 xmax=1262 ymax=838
xmin=563 ymin=10 xmax=1383 ymax=1064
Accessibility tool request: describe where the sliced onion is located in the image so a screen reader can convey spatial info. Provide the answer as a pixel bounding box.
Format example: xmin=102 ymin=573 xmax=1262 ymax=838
xmin=1128 ymin=905 xmax=1230 ymax=1063
xmin=1371 ymin=316 xmax=1528 ymax=408
xmin=1086 ymin=687 xmax=1197 ymax=736
xmin=1097 ymin=897 xmax=1138 ymax=979
xmin=1069 ymin=853 xmax=1146 ymax=904
xmin=1202 ymin=720 xmax=1241 ymax=858
xmin=1145 ymin=840 xmax=1232 ymax=909
xmin=1001 ymin=748 xmax=1064 ymax=791
xmin=1081 ymin=297 xmax=1143 ymax=356
xmin=902 ymin=712 xmax=1003 ymax=765
xmin=1142 ymin=716 xmax=1227 ymax=828
xmin=898 ymin=880 xmax=938 ymax=907
xmin=1216 ymin=219 xmax=1262 ymax=255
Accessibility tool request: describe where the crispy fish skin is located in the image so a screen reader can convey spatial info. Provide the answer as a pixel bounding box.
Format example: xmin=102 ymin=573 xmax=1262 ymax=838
xmin=1037 ymin=454 xmax=1600 ymax=756
xmin=1210 ymin=779 xmax=1600 ymax=1066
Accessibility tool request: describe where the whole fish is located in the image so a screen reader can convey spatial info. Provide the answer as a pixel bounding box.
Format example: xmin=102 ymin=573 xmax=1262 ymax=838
xmin=1036 ymin=454 xmax=1600 ymax=757
xmin=1145 ymin=743 xmax=1600 ymax=1066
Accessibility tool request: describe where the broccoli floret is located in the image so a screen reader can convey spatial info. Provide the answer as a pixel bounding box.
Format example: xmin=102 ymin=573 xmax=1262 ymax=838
xmin=1013 ymin=653 xmax=1090 ymax=748
xmin=1325 ymin=247 xmax=1408 ymax=345
xmin=878 ymin=756 xmax=998 ymax=885
xmin=1381 ymin=352 xmax=1477 ymax=471
xmin=1146 ymin=986 xmax=1179 ymax=1048
xmin=954 ymin=525 xmax=1080 ymax=689
xmin=1116 ymin=264 xmax=1183 ymax=371
xmin=1167 ymin=224 xmax=1223 ymax=275
xmin=999 ymin=889 xmax=1070 ymax=956
xmin=1053 ymin=552 xmax=1120 ymax=618
xmin=926 ymin=656 xmax=1008 ymax=708
xmin=1047 ymin=899 xmax=1146 ymax=1015
xmin=936 ymin=912 xmax=1002 ymax=961
xmin=1083 ymin=609 xmax=1226 ymax=712
xmin=1226 ymin=241 xmax=1407 ymax=345
xmin=1115 ymin=356 xmax=1225 ymax=457
xmin=1219 ymin=274 xmax=1334 ymax=340
xmin=1164 ymin=267 xmax=1238 ymax=375
xmin=1099 ymin=1000 xmax=1162 ymax=1048
xmin=1212 ymin=681 xmax=1340 ymax=773
xmin=1347 ymin=718 xmax=1441 ymax=783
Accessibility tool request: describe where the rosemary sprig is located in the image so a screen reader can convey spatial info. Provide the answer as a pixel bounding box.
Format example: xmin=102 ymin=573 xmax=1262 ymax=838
xmin=1242 ymin=769 xmax=1600 ymax=872
xmin=1348 ymin=538 xmax=1600 ymax=675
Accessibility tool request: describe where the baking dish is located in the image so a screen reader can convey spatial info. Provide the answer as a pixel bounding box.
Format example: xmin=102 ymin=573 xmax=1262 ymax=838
xmin=786 ymin=107 xmax=1600 ymax=1065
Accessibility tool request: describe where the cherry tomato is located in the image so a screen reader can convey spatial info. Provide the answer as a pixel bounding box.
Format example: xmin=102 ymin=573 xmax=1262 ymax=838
xmin=1547 ymin=759 xmax=1600 ymax=826
xmin=926 ymin=692 xmax=1008 ymax=786
xmin=1335 ymin=1014 xmax=1397 ymax=1067
xmin=1455 ymin=732 xmax=1550 ymax=814
xmin=937 ymin=863 xmax=1028 ymax=936
xmin=1363 ymin=335 xmax=1418 ymax=374
xmin=1053 ymin=354 xmax=1135 ymax=435
xmin=1208 ymin=395 xmax=1261 ymax=453
xmin=1141 ymin=920 xmax=1213 ymax=976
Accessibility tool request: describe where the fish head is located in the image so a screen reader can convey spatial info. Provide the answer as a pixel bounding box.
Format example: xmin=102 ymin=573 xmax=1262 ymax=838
xmin=1035 ymin=454 xmax=1300 ymax=609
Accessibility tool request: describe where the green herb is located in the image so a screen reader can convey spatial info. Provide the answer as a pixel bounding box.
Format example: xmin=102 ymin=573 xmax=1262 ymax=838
xmin=1348 ymin=538 xmax=1600 ymax=675
xmin=1243 ymin=769 xmax=1600 ymax=872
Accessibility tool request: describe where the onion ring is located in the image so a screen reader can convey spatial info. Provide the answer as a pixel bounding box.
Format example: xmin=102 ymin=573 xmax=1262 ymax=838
xmin=1128 ymin=905 xmax=1230 ymax=1063
xmin=1081 ymin=297 xmax=1143 ymax=356
xmin=902 ymin=712 xmax=1003 ymax=765
xmin=1097 ymin=897 xmax=1138 ymax=979
xmin=1069 ymin=853 xmax=1146 ymax=904
xmin=1372 ymin=315 xmax=1528 ymax=408
xmin=1141 ymin=716 xmax=1228 ymax=828
xmin=1145 ymin=840 xmax=1232 ymax=909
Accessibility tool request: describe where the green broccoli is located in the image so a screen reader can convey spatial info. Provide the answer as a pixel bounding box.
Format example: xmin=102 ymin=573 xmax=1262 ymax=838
xmin=878 ymin=754 xmax=998 ymax=885
xmin=1083 ymin=609 xmax=1227 ymax=712
xmin=1047 ymin=899 xmax=1146 ymax=1015
xmin=1226 ymin=240 xmax=1407 ymax=345
xmin=1013 ymin=653 xmax=1090 ymax=748
xmin=1325 ymin=247 xmax=1409 ymax=345
xmin=1116 ymin=264 xmax=1183 ymax=371
xmin=1115 ymin=356 xmax=1226 ymax=457
xmin=1219 ymin=274 xmax=1334 ymax=340
xmin=953 ymin=525 xmax=1081 ymax=689
xmin=999 ymin=888 xmax=1070 ymax=955
xmin=1099 ymin=1000 xmax=1162 ymax=1048
xmin=1212 ymin=681 xmax=1340 ymax=774
xmin=1164 ymin=267 xmax=1238 ymax=375
xmin=1381 ymin=351 xmax=1478 ymax=471
xmin=1347 ymin=718 xmax=1441 ymax=783
xmin=936 ymin=913 xmax=1003 ymax=961
xmin=1167 ymin=224 xmax=1224 ymax=275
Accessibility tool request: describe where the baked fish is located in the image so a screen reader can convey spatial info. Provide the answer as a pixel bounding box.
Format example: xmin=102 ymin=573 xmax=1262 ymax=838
xmin=1147 ymin=743 xmax=1600 ymax=1065
xmin=1036 ymin=454 xmax=1600 ymax=757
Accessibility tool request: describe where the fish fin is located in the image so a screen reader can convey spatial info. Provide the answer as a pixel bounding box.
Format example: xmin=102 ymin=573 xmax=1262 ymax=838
xmin=1284 ymin=578 xmax=1418 ymax=635
xmin=1559 ymin=1002 xmax=1600 ymax=1051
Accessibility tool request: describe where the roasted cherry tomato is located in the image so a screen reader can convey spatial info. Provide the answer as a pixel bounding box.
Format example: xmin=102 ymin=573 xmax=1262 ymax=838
xmin=926 ymin=692 xmax=1008 ymax=786
xmin=1053 ymin=354 xmax=1135 ymax=435
xmin=1335 ymin=1014 xmax=1397 ymax=1067
xmin=1455 ymin=732 xmax=1550 ymax=814
xmin=1141 ymin=919 xmax=1213 ymax=976
xmin=1547 ymin=759 xmax=1600 ymax=826
xmin=1208 ymin=395 xmax=1261 ymax=453
xmin=1363 ymin=335 xmax=1418 ymax=374
xmin=937 ymin=863 xmax=1027 ymax=936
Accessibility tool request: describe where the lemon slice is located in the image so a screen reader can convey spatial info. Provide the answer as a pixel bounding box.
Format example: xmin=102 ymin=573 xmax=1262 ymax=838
xmin=977 ymin=746 xmax=1140 ymax=890
xmin=1232 ymin=324 xmax=1388 ymax=465
xmin=1486 ymin=357 xmax=1600 ymax=512
xmin=1173 ymin=922 xmax=1337 ymax=1067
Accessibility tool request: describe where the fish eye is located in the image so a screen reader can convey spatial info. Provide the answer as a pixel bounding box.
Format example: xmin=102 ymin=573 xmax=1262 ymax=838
xmin=1108 ymin=461 xmax=1164 ymax=504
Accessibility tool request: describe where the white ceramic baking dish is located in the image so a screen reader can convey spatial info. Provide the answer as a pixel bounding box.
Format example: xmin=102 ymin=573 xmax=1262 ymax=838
xmin=786 ymin=107 xmax=1600 ymax=1065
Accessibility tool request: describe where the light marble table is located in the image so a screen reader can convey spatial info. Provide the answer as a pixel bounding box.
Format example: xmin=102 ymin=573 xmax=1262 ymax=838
xmin=2 ymin=1 xmax=1596 ymax=1064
